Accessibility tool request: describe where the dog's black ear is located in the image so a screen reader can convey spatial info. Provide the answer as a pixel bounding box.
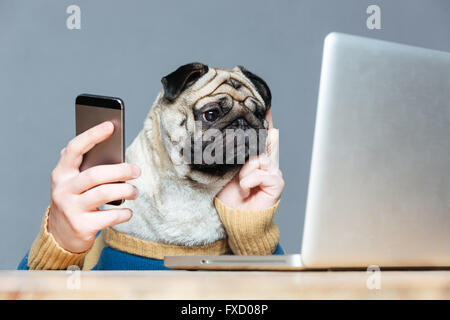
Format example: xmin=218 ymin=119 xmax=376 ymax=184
xmin=161 ymin=62 xmax=209 ymax=101
xmin=238 ymin=66 xmax=272 ymax=109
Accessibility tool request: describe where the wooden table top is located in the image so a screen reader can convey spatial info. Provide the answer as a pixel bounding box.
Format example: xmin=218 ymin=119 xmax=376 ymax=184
xmin=1 ymin=270 xmax=449 ymax=299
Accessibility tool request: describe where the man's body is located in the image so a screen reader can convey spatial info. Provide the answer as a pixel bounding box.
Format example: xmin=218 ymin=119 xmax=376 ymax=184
xmin=19 ymin=109 xmax=284 ymax=270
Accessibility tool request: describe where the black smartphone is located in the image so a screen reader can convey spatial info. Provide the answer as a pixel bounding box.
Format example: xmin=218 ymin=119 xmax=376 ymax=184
xmin=75 ymin=94 xmax=125 ymax=206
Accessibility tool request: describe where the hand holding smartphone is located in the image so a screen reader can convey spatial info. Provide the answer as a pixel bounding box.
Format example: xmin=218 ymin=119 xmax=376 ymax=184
xmin=47 ymin=94 xmax=139 ymax=253
xmin=75 ymin=94 xmax=125 ymax=205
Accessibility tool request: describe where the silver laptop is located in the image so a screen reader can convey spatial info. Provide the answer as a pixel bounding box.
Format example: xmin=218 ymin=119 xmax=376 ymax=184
xmin=164 ymin=32 xmax=450 ymax=270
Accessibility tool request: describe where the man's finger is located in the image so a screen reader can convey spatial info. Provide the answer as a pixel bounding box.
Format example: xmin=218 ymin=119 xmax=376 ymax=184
xmin=240 ymin=169 xmax=280 ymax=191
xmin=264 ymin=128 xmax=279 ymax=169
xmin=58 ymin=121 xmax=114 ymax=171
xmin=80 ymin=183 xmax=138 ymax=210
xmin=239 ymin=155 xmax=261 ymax=181
xmin=70 ymin=163 xmax=141 ymax=194
xmin=86 ymin=208 xmax=133 ymax=231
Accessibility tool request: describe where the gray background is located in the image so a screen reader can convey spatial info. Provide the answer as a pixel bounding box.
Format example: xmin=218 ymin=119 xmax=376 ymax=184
xmin=1 ymin=0 xmax=449 ymax=269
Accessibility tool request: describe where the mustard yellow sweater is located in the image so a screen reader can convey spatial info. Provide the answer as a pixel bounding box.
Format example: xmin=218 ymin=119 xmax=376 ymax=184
xmin=25 ymin=198 xmax=280 ymax=270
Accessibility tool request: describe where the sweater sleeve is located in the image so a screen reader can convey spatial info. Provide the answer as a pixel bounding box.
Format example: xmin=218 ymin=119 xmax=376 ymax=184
xmin=27 ymin=206 xmax=87 ymax=270
xmin=214 ymin=197 xmax=281 ymax=255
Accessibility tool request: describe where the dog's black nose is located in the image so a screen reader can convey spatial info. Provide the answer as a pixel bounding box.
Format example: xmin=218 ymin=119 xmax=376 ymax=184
xmin=230 ymin=117 xmax=250 ymax=130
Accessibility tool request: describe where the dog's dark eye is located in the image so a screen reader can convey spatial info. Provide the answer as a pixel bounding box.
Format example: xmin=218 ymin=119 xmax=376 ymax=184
xmin=203 ymin=109 xmax=220 ymax=122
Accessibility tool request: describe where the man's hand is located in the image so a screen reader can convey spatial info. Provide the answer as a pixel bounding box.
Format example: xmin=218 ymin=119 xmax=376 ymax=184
xmin=217 ymin=109 xmax=285 ymax=211
xmin=47 ymin=121 xmax=141 ymax=253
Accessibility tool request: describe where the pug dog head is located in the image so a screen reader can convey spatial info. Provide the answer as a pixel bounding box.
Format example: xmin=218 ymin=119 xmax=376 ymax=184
xmin=153 ymin=62 xmax=271 ymax=184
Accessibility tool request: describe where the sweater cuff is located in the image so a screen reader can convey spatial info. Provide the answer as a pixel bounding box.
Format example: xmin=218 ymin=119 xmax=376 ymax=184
xmin=27 ymin=206 xmax=87 ymax=270
xmin=214 ymin=197 xmax=280 ymax=255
